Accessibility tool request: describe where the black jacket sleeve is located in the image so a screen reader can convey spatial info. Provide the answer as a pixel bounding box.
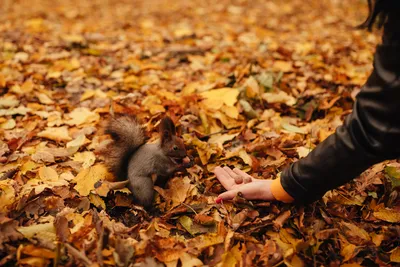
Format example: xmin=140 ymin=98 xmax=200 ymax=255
xmin=280 ymin=10 xmax=400 ymax=204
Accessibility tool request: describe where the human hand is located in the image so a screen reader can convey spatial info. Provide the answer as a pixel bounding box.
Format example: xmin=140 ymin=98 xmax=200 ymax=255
xmin=213 ymin=166 xmax=275 ymax=203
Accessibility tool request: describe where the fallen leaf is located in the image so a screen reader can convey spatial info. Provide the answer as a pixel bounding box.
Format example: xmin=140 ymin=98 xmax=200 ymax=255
xmin=0 ymin=180 xmax=16 ymax=212
xmin=73 ymin=164 xmax=112 ymax=196
xmin=37 ymin=127 xmax=72 ymax=142
xmin=339 ymin=222 xmax=370 ymax=245
xmin=1 ymin=119 xmax=16 ymax=130
xmin=20 ymin=244 xmax=55 ymax=258
xmin=66 ymin=134 xmax=86 ymax=154
xmin=262 ymin=91 xmax=296 ymax=106
xmin=66 ymin=107 xmax=100 ymax=126
xmin=200 ymin=88 xmax=239 ymax=110
xmin=38 ymin=166 xmax=59 ymax=181
xmin=17 ymin=222 xmax=56 ymax=239
xmin=180 ymin=252 xmax=203 ymax=267
xmin=373 ymin=207 xmax=400 ymax=223
xmin=272 ymin=61 xmax=293 ymax=72
xmin=390 ymin=246 xmax=400 ymax=263
xmin=220 ymin=243 xmax=242 ymax=267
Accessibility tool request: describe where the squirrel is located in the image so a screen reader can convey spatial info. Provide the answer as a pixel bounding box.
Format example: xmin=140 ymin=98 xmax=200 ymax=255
xmin=104 ymin=114 xmax=191 ymax=209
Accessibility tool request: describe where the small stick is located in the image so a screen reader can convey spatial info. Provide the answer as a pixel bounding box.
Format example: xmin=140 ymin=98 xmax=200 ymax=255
xmin=65 ymin=243 xmax=93 ymax=267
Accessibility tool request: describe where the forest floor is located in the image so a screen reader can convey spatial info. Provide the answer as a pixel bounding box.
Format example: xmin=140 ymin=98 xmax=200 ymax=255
xmin=0 ymin=0 xmax=399 ymax=266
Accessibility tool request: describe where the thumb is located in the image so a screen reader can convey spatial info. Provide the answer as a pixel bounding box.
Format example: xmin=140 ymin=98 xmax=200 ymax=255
xmin=216 ymin=189 xmax=240 ymax=203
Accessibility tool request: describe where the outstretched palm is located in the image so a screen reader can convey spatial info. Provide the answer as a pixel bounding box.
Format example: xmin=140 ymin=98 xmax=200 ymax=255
xmin=213 ymin=167 xmax=275 ymax=202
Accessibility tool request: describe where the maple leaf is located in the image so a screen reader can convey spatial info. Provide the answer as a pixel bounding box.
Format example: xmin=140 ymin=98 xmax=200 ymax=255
xmin=73 ymin=164 xmax=112 ymax=196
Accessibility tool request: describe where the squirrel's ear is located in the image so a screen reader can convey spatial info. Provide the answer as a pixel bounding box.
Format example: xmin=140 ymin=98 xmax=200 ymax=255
xmin=160 ymin=116 xmax=176 ymax=142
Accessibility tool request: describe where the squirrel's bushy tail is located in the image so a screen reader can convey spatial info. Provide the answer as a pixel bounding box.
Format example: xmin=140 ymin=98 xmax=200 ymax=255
xmin=104 ymin=114 xmax=147 ymax=181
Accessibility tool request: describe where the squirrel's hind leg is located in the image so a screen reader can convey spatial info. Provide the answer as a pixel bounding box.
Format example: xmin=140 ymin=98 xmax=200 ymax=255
xmin=128 ymin=176 xmax=154 ymax=209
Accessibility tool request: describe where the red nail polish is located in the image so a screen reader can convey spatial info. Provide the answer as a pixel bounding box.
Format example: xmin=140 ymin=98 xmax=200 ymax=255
xmin=216 ymin=197 xmax=222 ymax=204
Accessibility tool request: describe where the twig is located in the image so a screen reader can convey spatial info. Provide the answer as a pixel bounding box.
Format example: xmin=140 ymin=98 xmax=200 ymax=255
xmin=65 ymin=243 xmax=93 ymax=267
xmin=182 ymin=203 xmax=198 ymax=215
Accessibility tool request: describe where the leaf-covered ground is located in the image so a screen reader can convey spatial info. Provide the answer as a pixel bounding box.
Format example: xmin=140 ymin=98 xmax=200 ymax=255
xmin=1 ymin=0 xmax=399 ymax=266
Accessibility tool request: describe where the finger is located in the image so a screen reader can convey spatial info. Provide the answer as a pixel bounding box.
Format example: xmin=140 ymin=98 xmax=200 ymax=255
xmin=223 ymin=166 xmax=243 ymax=184
xmin=217 ymin=189 xmax=240 ymax=201
xmin=233 ymin=168 xmax=254 ymax=182
xmin=214 ymin=167 xmax=235 ymax=190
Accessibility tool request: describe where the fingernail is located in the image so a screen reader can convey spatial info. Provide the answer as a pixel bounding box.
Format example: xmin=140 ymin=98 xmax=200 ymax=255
xmin=215 ymin=197 xmax=222 ymax=204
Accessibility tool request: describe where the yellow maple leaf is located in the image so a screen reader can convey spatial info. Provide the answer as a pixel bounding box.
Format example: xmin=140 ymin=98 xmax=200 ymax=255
xmin=219 ymin=243 xmax=242 ymax=267
xmin=66 ymin=107 xmax=100 ymax=126
xmin=72 ymin=151 xmax=96 ymax=169
xmin=73 ymin=164 xmax=112 ymax=196
xmin=200 ymin=88 xmax=239 ymax=110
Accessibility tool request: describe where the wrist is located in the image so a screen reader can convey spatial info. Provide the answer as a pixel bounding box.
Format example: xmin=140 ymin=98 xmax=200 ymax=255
xmin=270 ymin=177 xmax=295 ymax=203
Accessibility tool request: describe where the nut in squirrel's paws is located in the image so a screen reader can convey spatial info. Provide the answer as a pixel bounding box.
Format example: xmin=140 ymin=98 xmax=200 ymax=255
xmin=182 ymin=156 xmax=194 ymax=168
xmin=182 ymin=156 xmax=191 ymax=164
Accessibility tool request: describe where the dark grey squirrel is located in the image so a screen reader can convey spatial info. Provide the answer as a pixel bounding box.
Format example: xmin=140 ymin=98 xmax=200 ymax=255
xmin=104 ymin=114 xmax=191 ymax=209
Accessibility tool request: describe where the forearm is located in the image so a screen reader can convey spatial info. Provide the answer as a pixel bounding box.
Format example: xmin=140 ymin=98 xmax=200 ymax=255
xmin=273 ymin=36 xmax=400 ymax=204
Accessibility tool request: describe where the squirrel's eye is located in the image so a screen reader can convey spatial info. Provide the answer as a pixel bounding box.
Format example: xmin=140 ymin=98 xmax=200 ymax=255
xmin=173 ymin=146 xmax=178 ymax=151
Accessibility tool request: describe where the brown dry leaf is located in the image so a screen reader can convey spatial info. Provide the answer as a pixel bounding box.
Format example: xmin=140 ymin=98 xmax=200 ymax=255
xmin=183 ymin=134 xmax=221 ymax=165
xmin=0 ymin=180 xmax=16 ymax=212
xmin=230 ymin=209 xmax=249 ymax=230
xmin=373 ymin=207 xmax=400 ymax=223
xmin=225 ymin=148 xmax=253 ymax=166
xmin=339 ymin=222 xmax=370 ymax=245
xmin=328 ymin=192 xmax=366 ymax=206
xmin=273 ymin=210 xmax=291 ymax=229
xmin=165 ymin=177 xmax=194 ymax=208
xmin=0 ymin=215 xmax=23 ymax=249
xmin=0 ymin=0 xmax=393 ymax=266
xmin=151 ymin=237 xmax=186 ymax=263
xmin=390 ymin=247 xmax=400 ymax=263
xmin=194 ymin=214 xmax=215 ymax=226
xmin=36 ymin=92 xmax=54 ymax=104
xmin=284 ymin=253 xmax=305 ymax=267
xmin=187 ymin=233 xmax=224 ymax=251
xmin=341 ymin=243 xmax=359 ymax=262
xmin=340 ymin=264 xmax=364 ymax=267
xmin=272 ymin=61 xmax=293 ymax=72
xmin=20 ymin=244 xmax=55 ymax=259
xmin=21 ymin=80 xmax=34 ymax=93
